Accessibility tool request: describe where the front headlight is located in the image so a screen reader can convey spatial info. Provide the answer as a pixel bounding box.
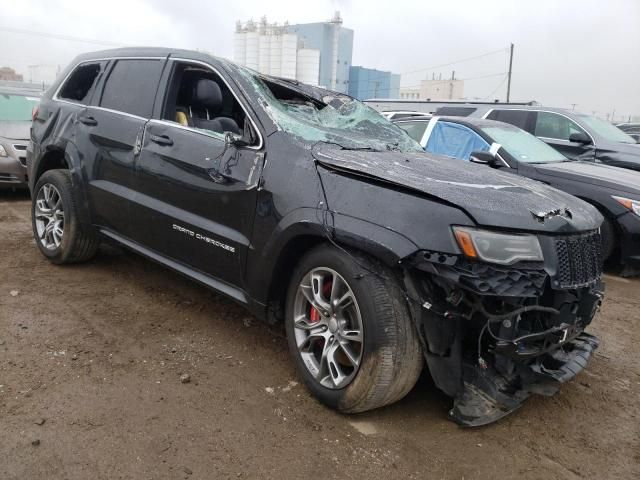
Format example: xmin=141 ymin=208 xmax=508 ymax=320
xmin=612 ymin=196 xmax=640 ymax=216
xmin=452 ymin=226 xmax=543 ymax=265
xmin=0 ymin=145 xmax=7 ymax=157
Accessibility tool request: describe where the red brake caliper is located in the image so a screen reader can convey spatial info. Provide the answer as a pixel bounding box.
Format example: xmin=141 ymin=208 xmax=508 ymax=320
xmin=309 ymin=279 xmax=332 ymax=323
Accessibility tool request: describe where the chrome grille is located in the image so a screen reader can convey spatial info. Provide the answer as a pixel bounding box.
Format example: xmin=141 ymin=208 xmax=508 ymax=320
xmin=555 ymin=231 xmax=602 ymax=288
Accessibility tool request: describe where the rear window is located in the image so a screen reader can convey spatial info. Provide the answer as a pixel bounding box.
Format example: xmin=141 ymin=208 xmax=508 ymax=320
xmin=58 ymin=62 xmax=104 ymax=104
xmin=99 ymin=59 xmax=163 ymax=118
xmin=486 ymin=109 xmax=530 ymax=130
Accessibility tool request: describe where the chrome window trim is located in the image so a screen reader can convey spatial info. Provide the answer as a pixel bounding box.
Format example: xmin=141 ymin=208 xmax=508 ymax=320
xmin=147 ymin=118 xmax=227 ymax=142
xmin=52 ymin=56 xmax=166 ymax=106
xmin=168 ymin=57 xmax=264 ymax=150
xmin=482 ymin=108 xmax=596 ymax=146
xmin=52 ymin=55 xmax=264 ymax=150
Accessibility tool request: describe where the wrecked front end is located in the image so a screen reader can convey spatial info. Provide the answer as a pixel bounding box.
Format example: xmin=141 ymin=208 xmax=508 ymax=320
xmin=403 ymin=230 xmax=604 ymax=427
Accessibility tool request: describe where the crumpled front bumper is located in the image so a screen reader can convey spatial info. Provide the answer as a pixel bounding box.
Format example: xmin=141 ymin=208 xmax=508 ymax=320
xmin=450 ymin=333 xmax=599 ymax=427
xmin=403 ymin=247 xmax=604 ymax=427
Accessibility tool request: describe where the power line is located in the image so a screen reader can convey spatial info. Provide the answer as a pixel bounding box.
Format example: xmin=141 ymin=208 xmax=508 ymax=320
xmin=0 ymin=26 xmax=128 ymax=47
xmin=481 ymin=75 xmax=508 ymax=101
xmin=400 ymin=47 xmax=509 ymax=76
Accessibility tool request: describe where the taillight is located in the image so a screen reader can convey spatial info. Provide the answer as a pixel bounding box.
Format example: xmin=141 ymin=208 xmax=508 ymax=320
xmin=32 ymin=105 xmax=39 ymax=121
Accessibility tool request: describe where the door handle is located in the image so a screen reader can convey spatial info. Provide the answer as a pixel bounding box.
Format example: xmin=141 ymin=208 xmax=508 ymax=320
xmin=150 ymin=134 xmax=174 ymax=147
xmin=79 ymin=115 xmax=97 ymax=126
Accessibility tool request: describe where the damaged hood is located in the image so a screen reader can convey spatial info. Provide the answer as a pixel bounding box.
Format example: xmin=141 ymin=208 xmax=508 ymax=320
xmin=313 ymin=144 xmax=601 ymax=233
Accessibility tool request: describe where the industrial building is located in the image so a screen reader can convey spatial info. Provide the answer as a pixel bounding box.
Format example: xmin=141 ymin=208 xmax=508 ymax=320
xmin=400 ymin=75 xmax=465 ymax=101
xmin=233 ymin=12 xmax=353 ymax=93
xmin=348 ymin=66 xmax=400 ymax=100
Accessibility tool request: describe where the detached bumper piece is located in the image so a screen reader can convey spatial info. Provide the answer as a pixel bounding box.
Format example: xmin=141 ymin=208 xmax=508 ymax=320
xmin=450 ymin=333 xmax=599 ymax=427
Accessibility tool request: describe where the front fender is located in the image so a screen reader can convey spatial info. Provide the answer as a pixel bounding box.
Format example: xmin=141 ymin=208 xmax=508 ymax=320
xmin=245 ymin=207 xmax=421 ymax=306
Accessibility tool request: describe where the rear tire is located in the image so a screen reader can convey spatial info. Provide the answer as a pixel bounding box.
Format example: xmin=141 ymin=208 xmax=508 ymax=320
xmin=285 ymin=244 xmax=423 ymax=413
xmin=32 ymin=169 xmax=99 ymax=264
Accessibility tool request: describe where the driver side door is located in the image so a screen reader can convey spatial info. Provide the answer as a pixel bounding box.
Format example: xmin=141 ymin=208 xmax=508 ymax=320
xmin=131 ymin=59 xmax=264 ymax=293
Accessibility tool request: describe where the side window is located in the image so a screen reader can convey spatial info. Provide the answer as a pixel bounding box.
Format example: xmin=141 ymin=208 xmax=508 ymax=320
xmin=534 ymin=112 xmax=585 ymax=141
xmin=396 ymin=121 xmax=429 ymax=143
xmin=486 ymin=109 xmax=530 ymax=131
xmin=99 ymin=59 xmax=163 ymax=118
xmin=160 ymin=62 xmax=249 ymax=141
xmin=425 ymin=122 xmax=490 ymax=160
xmin=58 ymin=62 xmax=105 ymax=104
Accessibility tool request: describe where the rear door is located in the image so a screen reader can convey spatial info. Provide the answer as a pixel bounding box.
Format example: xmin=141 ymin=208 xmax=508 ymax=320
xmin=77 ymin=57 xmax=165 ymax=237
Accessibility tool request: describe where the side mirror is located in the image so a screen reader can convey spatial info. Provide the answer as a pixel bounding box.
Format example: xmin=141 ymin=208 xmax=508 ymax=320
xmin=469 ymin=150 xmax=498 ymax=166
xmin=569 ymin=132 xmax=591 ymax=144
xmin=224 ymin=131 xmax=249 ymax=148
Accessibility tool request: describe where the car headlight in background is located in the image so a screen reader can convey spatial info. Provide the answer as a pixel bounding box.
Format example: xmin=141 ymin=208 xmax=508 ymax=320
xmin=0 ymin=145 xmax=7 ymax=157
xmin=453 ymin=226 xmax=543 ymax=265
xmin=612 ymin=196 xmax=640 ymax=217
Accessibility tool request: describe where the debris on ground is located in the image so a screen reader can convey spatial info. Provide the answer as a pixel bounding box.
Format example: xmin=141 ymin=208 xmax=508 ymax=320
xmin=180 ymin=374 xmax=191 ymax=384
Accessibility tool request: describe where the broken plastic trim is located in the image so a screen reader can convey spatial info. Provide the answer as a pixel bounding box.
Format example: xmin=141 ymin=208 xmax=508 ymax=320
xmin=450 ymin=333 xmax=599 ymax=427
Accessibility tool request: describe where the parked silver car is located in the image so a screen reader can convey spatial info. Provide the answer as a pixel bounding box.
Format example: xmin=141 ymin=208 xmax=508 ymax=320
xmin=1 ymin=89 xmax=40 ymax=189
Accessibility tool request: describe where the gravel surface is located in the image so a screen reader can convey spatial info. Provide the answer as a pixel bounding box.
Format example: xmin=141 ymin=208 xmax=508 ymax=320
xmin=1 ymin=191 xmax=638 ymax=479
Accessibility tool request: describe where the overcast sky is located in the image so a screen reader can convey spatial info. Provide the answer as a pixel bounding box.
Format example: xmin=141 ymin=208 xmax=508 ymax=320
xmin=1 ymin=0 xmax=638 ymax=121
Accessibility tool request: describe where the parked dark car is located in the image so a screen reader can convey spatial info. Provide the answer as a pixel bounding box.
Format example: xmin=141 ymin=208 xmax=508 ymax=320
xmin=28 ymin=48 xmax=604 ymax=426
xmin=395 ymin=115 xmax=640 ymax=274
xmin=0 ymin=88 xmax=40 ymax=189
xmin=617 ymin=123 xmax=640 ymax=142
xmin=423 ymin=104 xmax=640 ymax=172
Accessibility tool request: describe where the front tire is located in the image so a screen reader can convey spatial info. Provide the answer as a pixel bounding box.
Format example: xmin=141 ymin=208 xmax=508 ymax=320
xmin=32 ymin=169 xmax=99 ymax=264
xmin=285 ymin=244 xmax=423 ymax=413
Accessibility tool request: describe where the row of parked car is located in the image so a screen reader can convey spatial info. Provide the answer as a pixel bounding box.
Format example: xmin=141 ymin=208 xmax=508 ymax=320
xmin=1 ymin=48 xmax=624 ymax=426
xmin=386 ymin=106 xmax=640 ymax=275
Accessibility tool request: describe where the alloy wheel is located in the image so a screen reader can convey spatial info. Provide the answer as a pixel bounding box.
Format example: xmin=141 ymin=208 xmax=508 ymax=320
xmin=35 ymin=183 xmax=65 ymax=250
xmin=293 ymin=267 xmax=364 ymax=389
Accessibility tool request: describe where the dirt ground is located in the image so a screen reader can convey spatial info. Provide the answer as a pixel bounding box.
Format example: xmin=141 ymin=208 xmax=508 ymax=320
xmin=0 ymin=191 xmax=638 ymax=480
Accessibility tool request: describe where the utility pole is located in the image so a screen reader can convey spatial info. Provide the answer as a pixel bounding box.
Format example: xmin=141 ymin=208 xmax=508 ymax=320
xmin=506 ymin=43 xmax=514 ymax=102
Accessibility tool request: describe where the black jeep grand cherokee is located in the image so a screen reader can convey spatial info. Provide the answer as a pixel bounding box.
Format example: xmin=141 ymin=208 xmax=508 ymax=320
xmin=28 ymin=48 xmax=604 ymax=426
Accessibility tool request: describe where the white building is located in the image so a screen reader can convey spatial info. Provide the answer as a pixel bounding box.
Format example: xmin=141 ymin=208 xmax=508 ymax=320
xmin=234 ymin=17 xmax=320 ymax=85
xmin=27 ymin=65 xmax=60 ymax=86
xmin=400 ymin=77 xmax=465 ymax=101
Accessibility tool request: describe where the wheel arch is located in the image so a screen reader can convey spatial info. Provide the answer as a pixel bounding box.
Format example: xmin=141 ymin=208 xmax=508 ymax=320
xmin=257 ymin=211 xmax=419 ymax=322
xmin=32 ymin=147 xmax=70 ymax=186
xmin=32 ymin=144 xmax=92 ymax=226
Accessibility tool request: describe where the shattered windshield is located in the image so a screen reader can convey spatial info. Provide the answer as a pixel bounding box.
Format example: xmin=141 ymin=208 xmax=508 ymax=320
xmin=235 ymin=66 xmax=422 ymax=152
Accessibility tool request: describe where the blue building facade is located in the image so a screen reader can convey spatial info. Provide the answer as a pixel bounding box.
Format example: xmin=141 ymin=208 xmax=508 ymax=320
xmin=285 ymin=21 xmax=354 ymax=94
xmin=348 ymin=66 xmax=400 ymax=100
